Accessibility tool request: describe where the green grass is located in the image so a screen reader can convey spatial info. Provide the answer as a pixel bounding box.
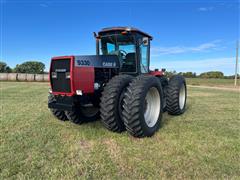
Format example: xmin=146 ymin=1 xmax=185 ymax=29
xmin=186 ymin=78 xmax=239 ymax=87
xmin=0 ymin=82 xmax=239 ymax=179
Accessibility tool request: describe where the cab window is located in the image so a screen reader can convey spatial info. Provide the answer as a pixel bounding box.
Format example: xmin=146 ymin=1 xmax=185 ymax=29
xmin=107 ymin=43 xmax=115 ymax=54
xmin=140 ymin=44 xmax=148 ymax=73
xmin=119 ymin=44 xmax=136 ymax=72
xmin=100 ymin=34 xmax=137 ymax=73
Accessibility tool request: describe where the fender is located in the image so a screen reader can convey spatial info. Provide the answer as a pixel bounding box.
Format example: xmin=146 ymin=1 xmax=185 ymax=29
xmin=149 ymin=70 xmax=164 ymax=77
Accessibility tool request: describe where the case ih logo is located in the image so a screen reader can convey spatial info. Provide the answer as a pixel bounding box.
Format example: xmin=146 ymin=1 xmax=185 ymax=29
xmin=102 ymin=62 xmax=116 ymax=67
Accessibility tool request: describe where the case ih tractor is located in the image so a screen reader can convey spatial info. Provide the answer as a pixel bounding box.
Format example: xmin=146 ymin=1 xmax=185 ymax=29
xmin=48 ymin=27 xmax=187 ymax=138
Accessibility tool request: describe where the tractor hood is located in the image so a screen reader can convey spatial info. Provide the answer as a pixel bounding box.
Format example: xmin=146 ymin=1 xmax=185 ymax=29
xmin=74 ymin=55 xmax=120 ymax=68
xmin=50 ymin=55 xmax=120 ymax=96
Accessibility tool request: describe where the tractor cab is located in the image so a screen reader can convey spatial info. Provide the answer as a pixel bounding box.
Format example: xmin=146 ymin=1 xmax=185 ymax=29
xmin=96 ymin=27 xmax=153 ymax=74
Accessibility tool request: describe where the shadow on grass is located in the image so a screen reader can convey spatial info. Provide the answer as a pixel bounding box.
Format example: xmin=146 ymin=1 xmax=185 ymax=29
xmin=50 ymin=104 xmax=192 ymax=140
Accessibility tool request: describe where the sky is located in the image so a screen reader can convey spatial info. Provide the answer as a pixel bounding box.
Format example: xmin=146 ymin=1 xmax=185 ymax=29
xmin=0 ymin=0 xmax=239 ymax=75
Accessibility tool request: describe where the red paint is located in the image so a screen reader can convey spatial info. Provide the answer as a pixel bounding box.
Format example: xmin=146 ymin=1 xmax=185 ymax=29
xmin=149 ymin=70 xmax=164 ymax=77
xmin=50 ymin=56 xmax=94 ymax=96
xmin=74 ymin=67 xmax=94 ymax=93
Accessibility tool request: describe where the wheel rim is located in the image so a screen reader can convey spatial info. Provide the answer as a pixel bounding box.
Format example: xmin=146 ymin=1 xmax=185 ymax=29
xmin=144 ymin=87 xmax=161 ymax=128
xmin=179 ymin=84 xmax=186 ymax=110
xmin=80 ymin=105 xmax=99 ymax=118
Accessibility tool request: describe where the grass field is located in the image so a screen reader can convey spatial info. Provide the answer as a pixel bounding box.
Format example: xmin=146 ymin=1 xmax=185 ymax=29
xmin=186 ymin=78 xmax=239 ymax=87
xmin=0 ymin=81 xmax=239 ymax=179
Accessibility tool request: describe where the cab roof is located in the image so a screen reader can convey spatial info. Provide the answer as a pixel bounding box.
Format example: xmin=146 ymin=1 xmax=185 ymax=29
xmin=98 ymin=27 xmax=153 ymax=40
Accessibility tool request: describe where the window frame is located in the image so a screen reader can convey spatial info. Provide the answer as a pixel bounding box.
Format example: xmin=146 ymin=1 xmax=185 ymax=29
xmin=139 ymin=37 xmax=150 ymax=74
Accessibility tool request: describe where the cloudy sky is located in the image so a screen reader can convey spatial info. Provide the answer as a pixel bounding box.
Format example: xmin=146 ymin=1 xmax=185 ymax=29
xmin=0 ymin=0 xmax=239 ymax=75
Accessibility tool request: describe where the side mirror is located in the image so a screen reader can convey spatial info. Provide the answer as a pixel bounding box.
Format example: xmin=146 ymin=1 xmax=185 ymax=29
xmin=142 ymin=37 xmax=149 ymax=46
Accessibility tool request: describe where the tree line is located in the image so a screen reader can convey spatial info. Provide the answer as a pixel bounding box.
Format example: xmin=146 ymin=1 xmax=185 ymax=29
xmin=0 ymin=61 xmax=45 ymax=74
xmin=165 ymin=70 xmax=238 ymax=79
xmin=0 ymin=61 xmax=238 ymax=79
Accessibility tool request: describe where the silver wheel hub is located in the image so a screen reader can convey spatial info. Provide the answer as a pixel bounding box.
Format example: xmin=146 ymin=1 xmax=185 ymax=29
xmin=179 ymin=84 xmax=186 ymax=110
xmin=144 ymin=87 xmax=161 ymax=128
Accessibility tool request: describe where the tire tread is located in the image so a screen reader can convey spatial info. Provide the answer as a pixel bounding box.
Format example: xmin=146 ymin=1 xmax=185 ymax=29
xmin=166 ymin=75 xmax=187 ymax=115
xmin=100 ymin=75 xmax=133 ymax=132
xmin=123 ymin=75 xmax=162 ymax=137
xmin=48 ymin=94 xmax=68 ymax=121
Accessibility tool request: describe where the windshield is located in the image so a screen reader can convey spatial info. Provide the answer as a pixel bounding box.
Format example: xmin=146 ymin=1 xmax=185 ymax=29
xmin=100 ymin=34 xmax=136 ymax=73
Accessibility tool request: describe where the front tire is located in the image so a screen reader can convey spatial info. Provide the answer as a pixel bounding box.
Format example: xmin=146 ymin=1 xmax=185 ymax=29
xmin=65 ymin=105 xmax=100 ymax=124
xmin=48 ymin=94 xmax=68 ymax=121
xmin=100 ymin=75 xmax=133 ymax=132
xmin=123 ymin=75 xmax=163 ymax=138
xmin=166 ymin=75 xmax=187 ymax=115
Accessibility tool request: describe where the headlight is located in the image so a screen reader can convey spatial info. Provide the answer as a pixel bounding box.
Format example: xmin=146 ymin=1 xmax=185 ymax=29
xmin=51 ymin=72 xmax=57 ymax=78
xmin=66 ymin=72 xmax=70 ymax=79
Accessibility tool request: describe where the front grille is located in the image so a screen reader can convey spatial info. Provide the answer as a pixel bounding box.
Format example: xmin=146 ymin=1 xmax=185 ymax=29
xmin=51 ymin=59 xmax=71 ymax=93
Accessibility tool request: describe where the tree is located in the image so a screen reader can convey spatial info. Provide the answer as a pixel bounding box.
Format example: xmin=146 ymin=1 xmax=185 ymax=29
xmin=14 ymin=61 xmax=45 ymax=74
xmin=199 ymin=71 xmax=224 ymax=78
xmin=182 ymin=72 xmax=197 ymax=78
xmin=165 ymin=70 xmax=177 ymax=77
xmin=0 ymin=62 xmax=12 ymax=73
xmin=224 ymin=74 xmax=240 ymax=79
xmin=176 ymin=71 xmax=197 ymax=78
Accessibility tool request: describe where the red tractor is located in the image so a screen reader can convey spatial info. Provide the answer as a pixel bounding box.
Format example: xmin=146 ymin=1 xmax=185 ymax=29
xmin=48 ymin=27 xmax=187 ymax=137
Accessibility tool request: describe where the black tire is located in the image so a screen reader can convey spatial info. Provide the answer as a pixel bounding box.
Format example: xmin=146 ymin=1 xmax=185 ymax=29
xmin=65 ymin=105 xmax=100 ymax=124
xmin=100 ymin=75 xmax=133 ymax=132
xmin=166 ymin=75 xmax=187 ymax=115
xmin=158 ymin=76 xmax=168 ymax=112
xmin=159 ymin=76 xmax=168 ymax=87
xmin=123 ymin=75 xmax=163 ymax=137
xmin=48 ymin=94 xmax=68 ymax=121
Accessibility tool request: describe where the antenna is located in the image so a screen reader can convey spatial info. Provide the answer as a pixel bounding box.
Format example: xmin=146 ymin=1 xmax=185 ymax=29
xmin=234 ymin=40 xmax=239 ymax=86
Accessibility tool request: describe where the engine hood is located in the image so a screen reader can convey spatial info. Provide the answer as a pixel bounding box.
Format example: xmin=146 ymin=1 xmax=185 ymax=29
xmin=74 ymin=55 xmax=120 ymax=68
